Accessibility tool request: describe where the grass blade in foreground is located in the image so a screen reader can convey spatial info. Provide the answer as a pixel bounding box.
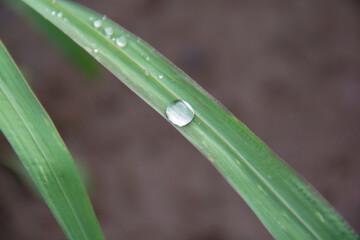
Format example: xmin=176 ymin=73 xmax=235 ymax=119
xmin=0 ymin=41 xmax=104 ymax=240
xmin=21 ymin=0 xmax=359 ymax=239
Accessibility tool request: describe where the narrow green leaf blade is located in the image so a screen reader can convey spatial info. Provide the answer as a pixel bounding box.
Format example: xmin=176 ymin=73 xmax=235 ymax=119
xmin=21 ymin=0 xmax=359 ymax=239
xmin=0 ymin=41 xmax=104 ymax=240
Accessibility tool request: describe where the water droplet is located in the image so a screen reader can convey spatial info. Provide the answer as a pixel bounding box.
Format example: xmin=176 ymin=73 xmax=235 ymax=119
xmin=93 ymin=19 xmax=102 ymax=28
xmin=166 ymin=100 xmax=195 ymax=127
xmin=144 ymin=70 xmax=150 ymax=76
xmin=51 ymin=11 xmax=56 ymax=16
xmin=146 ymin=56 xmax=150 ymax=61
xmin=102 ymin=15 xmax=107 ymax=20
xmin=158 ymin=74 xmax=164 ymax=79
xmin=104 ymin=26 xmax=114 ymax=37
xmin=56 ymin=11 xmax=63 ymax=18
xmin=94 ymin=49 xmax=99 ymax=53
xmin=89 ymin=16 xmax=94 ymax=21
xmin=116 ymin=36 xmax=127 ymax=47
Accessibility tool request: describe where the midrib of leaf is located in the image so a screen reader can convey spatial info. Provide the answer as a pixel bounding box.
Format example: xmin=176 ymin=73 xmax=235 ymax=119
xmin=0 ymin=69 xmax=89 ymax=240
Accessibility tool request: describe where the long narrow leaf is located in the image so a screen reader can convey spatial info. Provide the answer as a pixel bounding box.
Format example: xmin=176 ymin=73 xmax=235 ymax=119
xmin=0 ymin=40 xmax=104 ymax=240
xmin=20 ymin=0 xmax=359 ymax=239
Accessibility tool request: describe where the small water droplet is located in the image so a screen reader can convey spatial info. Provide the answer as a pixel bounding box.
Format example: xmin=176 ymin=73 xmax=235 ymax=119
xmin=144 ymin=70 xmax=150 ymax=76
xmin=102 ymin=15 xmax=107 ymax=20
xmin=166 ymin=100 xmax=195 ymax=127
xmin=56 ymin=11 xmax=63 ymax=18
xmin=116 ymin=36 xmax=127 ymax=47
xmin=158 ymin=74 xmax=164 ymax=79
xmin=94 ymin=49 xmax=99 ymax=53
xmin=93 ymin=19 xmax=102 ymax=28
xmin=51 ymin=10 xmax=56 ymax=16
xmin=104 ymin=26 xmax=114 ymax=37
xmin=89 ymin=16 xmax=94 ymax=21
xmin=146 ymin=56 xmax=150 ymax=61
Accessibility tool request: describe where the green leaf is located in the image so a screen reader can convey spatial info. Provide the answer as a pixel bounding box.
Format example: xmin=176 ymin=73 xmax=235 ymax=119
xmin=20 ymin=0 xmax=359 ymax=239
xmin=0 ymin=41 xmax=104 ymax=240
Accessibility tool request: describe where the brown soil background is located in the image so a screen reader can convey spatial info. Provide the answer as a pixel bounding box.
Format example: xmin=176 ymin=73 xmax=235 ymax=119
xmin=0 ymin=0 xmax=359 ymax=239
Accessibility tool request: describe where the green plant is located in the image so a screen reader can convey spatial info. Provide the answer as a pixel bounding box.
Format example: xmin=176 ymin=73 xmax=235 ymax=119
xmin=0 ymin=0 xmax=358 ymax=239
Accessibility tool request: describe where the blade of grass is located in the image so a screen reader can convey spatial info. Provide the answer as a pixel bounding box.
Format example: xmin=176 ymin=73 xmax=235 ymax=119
xmin=0 ymin=40 xmax=104 ymax=240
xmin=20 ymin=0 xmax=359 ymax=239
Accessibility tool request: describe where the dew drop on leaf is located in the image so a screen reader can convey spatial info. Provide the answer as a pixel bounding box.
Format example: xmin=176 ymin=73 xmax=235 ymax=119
xmin=93 ymin=19 xmax=102 ymax=28
xmin=104 ymin=26 xmax=114 ymax=37
xmin=116 ymin=36 xmax=127 ymax=47
xmin=166 ymin=100 xmax=195 ymax=127
xmin=56 ymin=11 xmax=63 ymax=18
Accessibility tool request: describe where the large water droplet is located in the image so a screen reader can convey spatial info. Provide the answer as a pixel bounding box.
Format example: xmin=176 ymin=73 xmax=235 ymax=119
xmin=104 ymin=26 xmax=114 ymax=37
xmin=94 ymin=49 xmax=99 ymax=53
xmin=116 ymin=36 xmax=127 ymax=47
xmin=51 ymin=10 xmax=56 ymax=16
xmin=93 ymin=19 xmax=102 ymax=28
xmin=166 ymin=100 xmax=195 ymax=127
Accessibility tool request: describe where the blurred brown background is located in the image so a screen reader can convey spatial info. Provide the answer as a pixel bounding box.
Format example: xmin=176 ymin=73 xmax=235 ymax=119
xmin=1 ymin=0 xmax=360 ymax=239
